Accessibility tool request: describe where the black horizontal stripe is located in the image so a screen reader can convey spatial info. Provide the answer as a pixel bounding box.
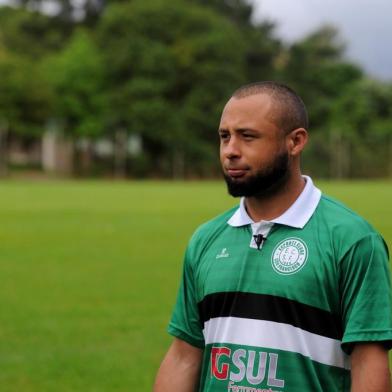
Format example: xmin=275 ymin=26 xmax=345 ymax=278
xmin=198 ymin=291 xmax=342 ymax=340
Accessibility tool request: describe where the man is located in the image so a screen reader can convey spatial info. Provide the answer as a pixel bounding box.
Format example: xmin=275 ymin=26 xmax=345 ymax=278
xmin=154 ymin=81 xmax=392 ymax=391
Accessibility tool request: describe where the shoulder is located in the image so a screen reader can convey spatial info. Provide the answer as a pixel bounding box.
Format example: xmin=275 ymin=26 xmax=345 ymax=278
xmin=191 ymin=205 xmax=238 ymax=243
xmin=317 ymin=194 xmax=375 ymax=232
xmin=315 ymin=194 xmax=387 ymax=255
xmin=186 ymin=205 xmax=238 ymax=258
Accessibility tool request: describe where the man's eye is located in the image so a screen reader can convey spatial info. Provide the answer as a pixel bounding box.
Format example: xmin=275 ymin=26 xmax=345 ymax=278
xmin=219 ymin=133 xmax=230 ymax=140
xmin=243 ymin=133 xmax=254 ymax=139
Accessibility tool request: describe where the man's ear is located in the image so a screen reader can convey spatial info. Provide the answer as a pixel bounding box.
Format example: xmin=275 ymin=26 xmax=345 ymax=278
xmin=287 ymin=128 xmax=308 ymax=156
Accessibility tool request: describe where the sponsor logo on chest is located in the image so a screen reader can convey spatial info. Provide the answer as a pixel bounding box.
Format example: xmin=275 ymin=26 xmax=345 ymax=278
xmin=271 ymin=237 xmax=308 ymax=275
xmin=211 ymin=347 xmax=285 ymax=391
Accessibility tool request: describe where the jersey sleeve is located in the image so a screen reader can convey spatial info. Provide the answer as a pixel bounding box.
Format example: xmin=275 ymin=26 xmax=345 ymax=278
xmin=167 ymin=240 xmax=205 ymax=349
xmin=340 ymin=233 xmax=392 ymax=354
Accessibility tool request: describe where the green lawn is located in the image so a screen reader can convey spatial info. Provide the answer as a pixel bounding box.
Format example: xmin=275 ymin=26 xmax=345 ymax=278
xmin=0 ymin=179 xmax=391 ymax=391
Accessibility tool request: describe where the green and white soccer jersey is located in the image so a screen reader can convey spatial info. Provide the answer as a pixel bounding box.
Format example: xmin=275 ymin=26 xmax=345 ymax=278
xmin=168 ymin=177 xmax=392 ymax=392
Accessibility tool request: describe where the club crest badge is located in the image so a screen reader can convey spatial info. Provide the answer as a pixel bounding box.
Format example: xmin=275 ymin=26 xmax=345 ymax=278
xmin=271 ymin=238 xmax=308 ymax=275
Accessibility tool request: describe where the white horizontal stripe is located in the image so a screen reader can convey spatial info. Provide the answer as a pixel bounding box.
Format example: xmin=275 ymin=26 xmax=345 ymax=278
xmin=203 ymin=316 xmax=350 ymax=370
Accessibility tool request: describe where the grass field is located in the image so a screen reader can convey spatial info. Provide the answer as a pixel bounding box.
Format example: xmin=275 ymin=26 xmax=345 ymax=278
xmin=0 ymin=179 xmax=391 ymax=391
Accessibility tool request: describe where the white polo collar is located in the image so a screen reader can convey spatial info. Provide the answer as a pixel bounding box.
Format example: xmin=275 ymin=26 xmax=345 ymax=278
xmin=227 ymin=175 xmax=321 ymax=229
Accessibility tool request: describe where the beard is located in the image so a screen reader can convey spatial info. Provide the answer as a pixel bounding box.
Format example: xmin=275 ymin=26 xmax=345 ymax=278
xmin=223 ymin=150 xmax=290 ymax=198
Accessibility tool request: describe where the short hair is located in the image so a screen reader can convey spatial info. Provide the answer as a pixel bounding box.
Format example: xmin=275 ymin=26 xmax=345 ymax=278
xmin=232 ymin=81 xmax=308 ymax=133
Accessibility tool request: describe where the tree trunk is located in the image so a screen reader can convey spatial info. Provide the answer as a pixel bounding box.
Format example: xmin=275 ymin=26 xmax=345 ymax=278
xmin=330 ymin=130 xmax=349 ymax=179
xmin=172 ymin=147 xmax=185 ymax=179
xmin=114 ymin=129 xmax=128 ymax=178
xmin=389 ymin=135 xmax=392 ymax=178
xmin=0 ymin=121 xmax=9 ymax=177
xmin=77 ymin=138 xmax=93 ymax=176
xmin=42 ymin=124 xmax=74 ymax=177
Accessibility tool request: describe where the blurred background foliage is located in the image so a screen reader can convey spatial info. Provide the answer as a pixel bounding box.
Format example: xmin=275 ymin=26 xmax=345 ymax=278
xmin=0 ymin=0 xmax=391 ymax=179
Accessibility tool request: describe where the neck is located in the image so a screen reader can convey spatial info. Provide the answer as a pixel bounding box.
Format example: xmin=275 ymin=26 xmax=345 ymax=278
xmin=244 ymin=171 xmax=305 ymax=222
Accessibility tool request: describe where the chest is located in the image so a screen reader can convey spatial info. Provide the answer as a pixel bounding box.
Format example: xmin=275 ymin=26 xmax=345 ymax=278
xmin=195 ymin=225 xmax=340 ymax=313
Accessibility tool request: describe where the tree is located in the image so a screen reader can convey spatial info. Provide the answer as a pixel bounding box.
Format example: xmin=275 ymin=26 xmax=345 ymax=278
xmin=280 ymin=26 xmax=363 ymax=129
xmin=44 ymin=29 xmax=105 ymax=138
xmin=190 ymin=0 xmax=253 ymax=25
xmin=0 ymin=5 xmax=72 ymax=58
xmin=42 ymin=28 xmax=106 ymax=174
xmin=96 ymin=0 xmax=251 ymax=177
xmin=191 ymin=0 xmax=280 ymax=82
xmin=0 ymin=49 xmax=52 ymax=137
xmin=276 ymin=26 xmax=365 ymax=177
xmin=328 ymin=79 xmax=392 ymax=177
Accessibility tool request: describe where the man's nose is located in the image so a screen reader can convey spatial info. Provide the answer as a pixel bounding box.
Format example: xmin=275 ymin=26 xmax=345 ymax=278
xmin=223 ymin=136 xmax=241 ymax=159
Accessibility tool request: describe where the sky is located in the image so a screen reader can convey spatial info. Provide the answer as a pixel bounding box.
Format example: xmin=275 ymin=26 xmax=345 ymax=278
xmin=250 ymin=0 xmax=392 ymax=81
xmin=0 ymin=0 xmax=391 ymax=80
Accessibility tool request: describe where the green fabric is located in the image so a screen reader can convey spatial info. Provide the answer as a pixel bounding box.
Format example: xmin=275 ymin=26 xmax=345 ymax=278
xmin=168 ymin=195 xmax=392 ymax=391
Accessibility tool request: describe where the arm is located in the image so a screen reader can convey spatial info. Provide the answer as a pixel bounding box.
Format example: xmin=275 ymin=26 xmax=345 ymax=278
xmin=154 ymin=337 xmax=203 ymax=392
xmin=351 ymin=343 xmax=391 ymax=392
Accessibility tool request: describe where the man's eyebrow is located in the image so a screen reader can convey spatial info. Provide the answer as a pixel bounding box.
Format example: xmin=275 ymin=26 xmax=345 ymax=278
xmin=236 ymin=128 xmax=258 ymax=133
xmin=218 ymin=127 xmax=259 ymax=133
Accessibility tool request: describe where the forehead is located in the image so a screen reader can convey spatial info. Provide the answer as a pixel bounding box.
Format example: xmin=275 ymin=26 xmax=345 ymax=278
xmin=219 ymin=94 xmax=277 ymax=129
